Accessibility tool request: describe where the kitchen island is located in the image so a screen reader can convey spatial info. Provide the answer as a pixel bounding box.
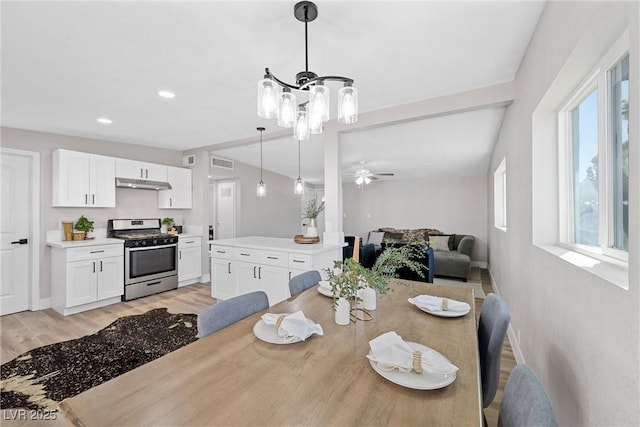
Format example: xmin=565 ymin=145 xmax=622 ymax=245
xmin=209 ymin=236 xmax=343 ymax=306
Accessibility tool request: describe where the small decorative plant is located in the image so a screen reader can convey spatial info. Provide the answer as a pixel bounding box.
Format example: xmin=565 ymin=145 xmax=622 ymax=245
xmin=324 ymin=244 xmax=425 ymax=311
xmin=162 ymin=217 xmax=174 ymax=229
xmin=74 ymin=215 xmax=94 ymax=233
xmin=302 ymin=198 xmax=325 ymax=220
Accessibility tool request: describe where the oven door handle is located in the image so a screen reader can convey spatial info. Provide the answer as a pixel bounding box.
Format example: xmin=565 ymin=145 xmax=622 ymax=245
xmin=127 ymin=243 xmax=177 ymax=251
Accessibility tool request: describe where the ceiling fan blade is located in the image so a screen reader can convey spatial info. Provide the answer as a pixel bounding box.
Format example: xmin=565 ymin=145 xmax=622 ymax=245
xmin=373 ymin=173 xmax=394 ymax=176
xmin=369 ymin=176 xmax=379 ymax=181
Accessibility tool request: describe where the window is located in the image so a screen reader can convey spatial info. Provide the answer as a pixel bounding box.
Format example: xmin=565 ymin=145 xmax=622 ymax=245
xmin=494 ymin=157 xmax=507 ymax=231
xmin=561 ymin=35 xmax=629 ymax=262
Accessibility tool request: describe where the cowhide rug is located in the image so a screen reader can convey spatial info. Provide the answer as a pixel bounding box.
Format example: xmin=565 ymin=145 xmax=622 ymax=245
xmin=1 ymin=308 xmax=198 ymax=411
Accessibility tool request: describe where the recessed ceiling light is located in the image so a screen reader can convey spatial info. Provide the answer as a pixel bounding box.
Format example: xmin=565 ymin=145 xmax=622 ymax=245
xmin=158 ymin=90 xmax=175 ymax=99
xmin=97 ymin=117 xmax=112 ymax=124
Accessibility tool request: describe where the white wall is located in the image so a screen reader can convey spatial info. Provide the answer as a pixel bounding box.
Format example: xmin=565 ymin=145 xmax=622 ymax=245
xmin=487 ymin=2 xmax=639 ymax=425
xmin=208 ymin=156 xmax=304 ymax=239
xmin=1 ymin=127 xmax=189 ymax=299
xmin=343 ymin=176 xmax=487 ymax=264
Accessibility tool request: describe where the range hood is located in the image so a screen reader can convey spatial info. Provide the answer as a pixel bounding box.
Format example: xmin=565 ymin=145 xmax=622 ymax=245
xmin=115 ymin=177 xmax=172 ymax=191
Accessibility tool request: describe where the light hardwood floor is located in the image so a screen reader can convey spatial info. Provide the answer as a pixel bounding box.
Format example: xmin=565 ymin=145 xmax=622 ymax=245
xmin=1 ymin=272 xmax=516 ymax=427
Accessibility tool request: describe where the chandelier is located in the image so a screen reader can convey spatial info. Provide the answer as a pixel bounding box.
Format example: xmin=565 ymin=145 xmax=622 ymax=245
xmin=257 ymin=1 xmax=358 ymax=140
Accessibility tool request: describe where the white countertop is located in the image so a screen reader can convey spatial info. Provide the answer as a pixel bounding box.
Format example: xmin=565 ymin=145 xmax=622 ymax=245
xmin=47 ymin=238 xmax=124 ymax=249
xmin=209 ymin=236 xmax=344 ymax=255
xmin=178 ymin=233 xmax=202 ymax=239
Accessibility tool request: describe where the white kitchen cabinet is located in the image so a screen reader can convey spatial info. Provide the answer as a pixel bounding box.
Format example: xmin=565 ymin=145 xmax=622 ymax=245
xmin=178 ymin=236 xmax=202 ymax=286
xmin=52 ymin=149 xmax=116 ymax=207
xmin=50 ymin=242 xmax=124 ymax=316
xmin=115 ymin=158 xmax=167 ymax=182
xmin=211 ymin=245 xmax=235 ymax=300
xmin=209 ymin=237 xmax=343 ymax=307
xmin=159 ymin=166 xmax=192 ymax=209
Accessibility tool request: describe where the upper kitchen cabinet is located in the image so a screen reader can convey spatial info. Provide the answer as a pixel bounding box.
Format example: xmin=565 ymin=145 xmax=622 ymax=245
xmin=115 ymin=158 xmax=167 ymax=182
xmin=52 ymin=149 xmax=116 ymax=207
xmin=159 ymin=166 xmax=192 ymax=209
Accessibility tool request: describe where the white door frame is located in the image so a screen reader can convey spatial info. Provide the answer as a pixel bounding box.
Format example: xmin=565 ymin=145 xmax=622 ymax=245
xmin=1 ymin=147 xmax=40 ymax=310
xmin=214 ymin=179 xmax=239 ymax=239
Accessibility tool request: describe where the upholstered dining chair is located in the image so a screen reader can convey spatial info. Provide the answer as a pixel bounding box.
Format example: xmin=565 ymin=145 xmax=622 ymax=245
xmin=498 ymin=364 xmax=558 ymax=427
xmin=197 ymin=291 xmax=269 ymax=338
xmin=288 ymin=270 xmax=322 ymax=297
xmin=478 ymin=293 xmax=511 ymax=408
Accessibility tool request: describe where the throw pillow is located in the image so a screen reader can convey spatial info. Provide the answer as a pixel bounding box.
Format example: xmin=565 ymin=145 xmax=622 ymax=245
xmin=429 ymin=235 xmax=450 ymax=252
xmin=383 ymin=232 xmax=405 ymax=242
xmin=367 ymin=231 xmax=385 ymax=248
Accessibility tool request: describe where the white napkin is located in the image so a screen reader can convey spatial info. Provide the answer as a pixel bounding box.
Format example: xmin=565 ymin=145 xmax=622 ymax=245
xmin=411 ymin=295 xmax=470 ymax=313
xmin=367 ymin=332 xmax=458 ymax=375
xmin=261 ymin=311 xmax=323 ymax=342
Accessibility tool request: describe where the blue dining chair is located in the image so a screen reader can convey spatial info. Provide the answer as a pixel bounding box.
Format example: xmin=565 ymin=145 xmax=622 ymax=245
xmin=288 ymin=270 xmax=322 ymax=297
xmin=498 ymin=364 xmax=558 ymax=427
xmin=197 ymin=291 xmax=269 ymax=338
xmin=478 ymin=293 xmax=511 ymax=408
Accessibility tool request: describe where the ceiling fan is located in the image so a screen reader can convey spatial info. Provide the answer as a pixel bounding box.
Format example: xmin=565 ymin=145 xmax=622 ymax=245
xmin=345 ymin=161 xmax=394 ymax=185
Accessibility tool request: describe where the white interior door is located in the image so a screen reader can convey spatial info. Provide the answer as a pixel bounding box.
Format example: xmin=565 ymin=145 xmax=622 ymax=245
xmin=1 ymin=151 xmax=32 ymax=315
xmin=216 ymin=181 xmax=236 ymax=239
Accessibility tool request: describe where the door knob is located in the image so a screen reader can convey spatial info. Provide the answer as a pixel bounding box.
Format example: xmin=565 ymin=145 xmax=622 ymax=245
xmin=11 ymin=238 xmax=28 ymax=245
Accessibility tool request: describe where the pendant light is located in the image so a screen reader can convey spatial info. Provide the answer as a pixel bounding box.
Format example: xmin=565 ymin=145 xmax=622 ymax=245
xmin=258 ymin=1 xmax=358 ymax=139
xmin=256 ymin=127 xmax=267 ymax=197
xmin=294 ymin=139 xmax=304 ymax=195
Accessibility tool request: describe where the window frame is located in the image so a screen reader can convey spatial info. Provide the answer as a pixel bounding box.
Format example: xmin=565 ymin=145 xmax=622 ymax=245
xmin=494 ymin=157 xmax=507 ymax=232
xmin=558 ymin=30 xmax=629 ymax=264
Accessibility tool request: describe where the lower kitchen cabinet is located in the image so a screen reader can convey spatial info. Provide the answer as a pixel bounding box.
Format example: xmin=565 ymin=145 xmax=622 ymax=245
xmin=211 ymin=257 xmax=236 ymax=300
xmin=235 ymin=262 xmax=289 ymax=306
xmin=51 ymin=243 xmax=124 ymax=316
xmin=178 ymin=236 xmax=202 ymax=286
xmin=210 ymin=237 xmax=342 ymax=307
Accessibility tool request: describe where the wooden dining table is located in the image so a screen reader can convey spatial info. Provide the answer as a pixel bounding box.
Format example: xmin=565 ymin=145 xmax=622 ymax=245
xmin=59 ymin=280 xmax=482 ymax=426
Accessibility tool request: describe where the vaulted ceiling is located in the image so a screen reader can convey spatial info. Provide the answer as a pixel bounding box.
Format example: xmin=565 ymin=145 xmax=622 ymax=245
xmin=2 ymin=1 xmax=545 ymax=183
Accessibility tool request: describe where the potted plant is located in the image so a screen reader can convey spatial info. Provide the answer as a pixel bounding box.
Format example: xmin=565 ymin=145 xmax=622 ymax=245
xmin=162 ymin=217 xmax=174 ymax=233
xmin=301 ymin=198 xmax=324 ymax=238
xmin=325 ymin=244 xmax=425 ymax=324
xmin=74 ymin=215 xmax=94 ymax=240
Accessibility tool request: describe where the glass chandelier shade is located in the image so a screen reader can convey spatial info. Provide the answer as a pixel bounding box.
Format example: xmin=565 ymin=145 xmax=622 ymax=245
xmin=308 ymin=84 xmax=329 ymax=134
xmin=256 ymin=127 xmax=267 ymax=197
xmin=338 ymin=84 xmax=358 ymax=124
xmin=294 ymin=106 xmax=310 ymax=140
xmin=294 ymin=139 xmax=304 ymax=195
xmin=294 ymin=177 xmax=304 ymax=195
xmin=257 ymin=181 xmax=267 ymax=197
xmin=277 ymin=88 xmax=297 ymax=128
xmin=257 ymin=78 xmax=279 ymax=119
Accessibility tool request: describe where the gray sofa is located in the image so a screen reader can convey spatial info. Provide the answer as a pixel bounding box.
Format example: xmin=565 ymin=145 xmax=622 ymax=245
xmin=369 ymin=228 xmax=474 ymax=281
xmin=433 ymin=234 xmax=474 ymax=281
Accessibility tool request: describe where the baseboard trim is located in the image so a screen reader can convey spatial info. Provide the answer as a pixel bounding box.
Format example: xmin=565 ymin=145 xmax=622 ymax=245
xmin=487 ymin=264 xmax=526 ymax=365
xmin=37 ymin=297 xmax=51 ymax=310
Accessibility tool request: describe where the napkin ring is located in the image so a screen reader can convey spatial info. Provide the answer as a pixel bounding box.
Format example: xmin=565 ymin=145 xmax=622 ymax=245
xmin=441 ymin=298 xmax=449 ymax=311
xmin=412 ymin=351 xmax=423 ymax=374
xmin=275 ymin=314 xmax=287 ymax=329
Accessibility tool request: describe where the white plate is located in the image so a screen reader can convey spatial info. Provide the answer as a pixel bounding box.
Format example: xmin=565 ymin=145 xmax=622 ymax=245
xmin=317 ymin=285 xmax=333 ymax=297
xmin=368 ymin=342 xmax=457 ymax=390
xmin=407 ymin=298 xmax=470 ymax=318
xmin=252 ymin=314 xmax=316 ymax=344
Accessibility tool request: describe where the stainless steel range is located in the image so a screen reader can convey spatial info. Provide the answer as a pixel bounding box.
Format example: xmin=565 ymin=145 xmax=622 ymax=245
xmin=108 ymin=218 xmax=178 ymax=301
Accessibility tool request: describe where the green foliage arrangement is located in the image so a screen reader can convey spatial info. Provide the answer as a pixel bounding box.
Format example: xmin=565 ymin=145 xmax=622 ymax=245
xmin=162 ymin=217 xmax=174 ymax=228
xmin=74 ymin=215 xmax=94 ymax=233
xmin=324 ymin=243 xmax=426 ymax=310
xmin=302 ymin=198 xmax=325 ymax=220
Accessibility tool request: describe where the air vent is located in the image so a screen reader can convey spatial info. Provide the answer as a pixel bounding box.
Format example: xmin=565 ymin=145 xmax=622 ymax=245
xmin=182 ymin=155 xmax=195 ymax=166
xmin=211 ymin=156 xmax=234 ymax=170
